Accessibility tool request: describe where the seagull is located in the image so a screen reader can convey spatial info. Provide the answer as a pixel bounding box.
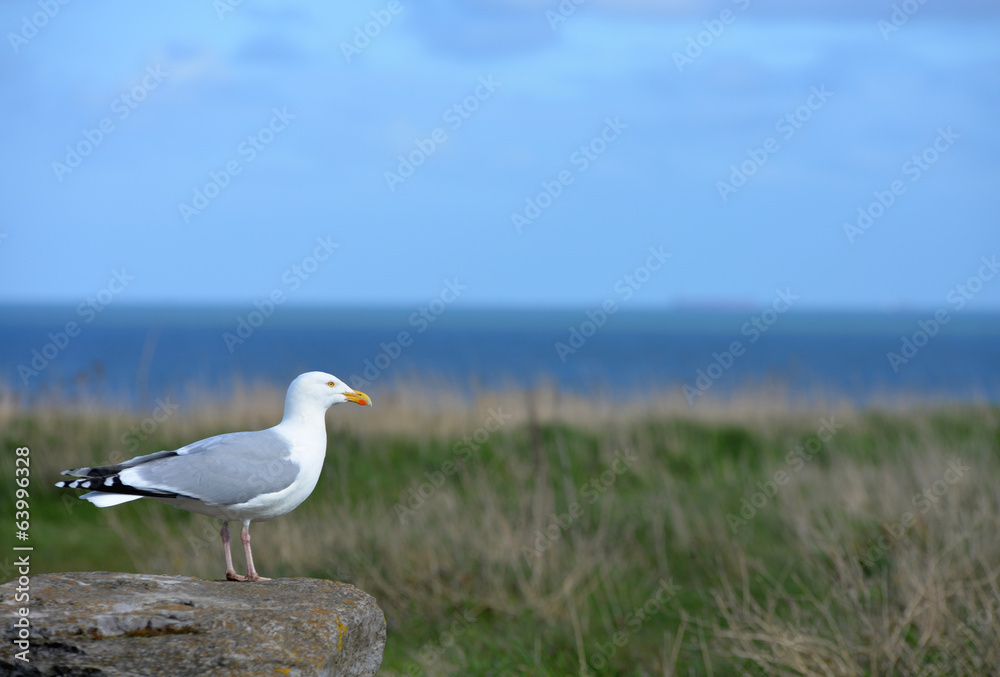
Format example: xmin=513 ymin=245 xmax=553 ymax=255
xmin=56 ymin=372 xmax=371 ymax=582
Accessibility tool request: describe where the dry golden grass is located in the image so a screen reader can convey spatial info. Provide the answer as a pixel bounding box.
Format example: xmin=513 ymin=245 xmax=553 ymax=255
xmin=712 ymin=446 xmax=1000 ymax=675
xmin=4 ymin=379 xmax=999 ymax=675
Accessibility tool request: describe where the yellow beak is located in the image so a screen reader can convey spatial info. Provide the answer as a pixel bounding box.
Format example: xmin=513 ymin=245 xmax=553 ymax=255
xmin=343 ymin=389 xmax=372 ymax=407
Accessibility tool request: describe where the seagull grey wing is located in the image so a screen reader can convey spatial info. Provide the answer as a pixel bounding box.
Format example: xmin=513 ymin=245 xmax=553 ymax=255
xmin=118 ymin=430 xmax=300 ymax=506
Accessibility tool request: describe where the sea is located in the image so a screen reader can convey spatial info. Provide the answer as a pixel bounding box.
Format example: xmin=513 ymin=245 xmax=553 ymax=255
xmin=2 ymin=305 xmax=998 ymax=407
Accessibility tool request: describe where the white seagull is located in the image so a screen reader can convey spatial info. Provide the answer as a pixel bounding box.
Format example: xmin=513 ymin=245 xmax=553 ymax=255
xmin=56 ymin=372 xmax=371 ymax=582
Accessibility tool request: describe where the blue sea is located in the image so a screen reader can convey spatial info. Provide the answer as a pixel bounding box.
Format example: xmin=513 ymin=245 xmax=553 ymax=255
xmin=1 ymin=305 xmax=998 ymax=407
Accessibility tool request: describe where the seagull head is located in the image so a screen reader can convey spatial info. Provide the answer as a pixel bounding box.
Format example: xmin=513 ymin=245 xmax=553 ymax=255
xmin=286 ymin=371 xmax=372 ymax=415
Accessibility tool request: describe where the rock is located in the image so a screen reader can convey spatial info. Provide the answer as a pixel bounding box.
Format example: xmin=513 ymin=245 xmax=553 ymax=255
xmin=0 ymin=571 xmax=385 ymax=676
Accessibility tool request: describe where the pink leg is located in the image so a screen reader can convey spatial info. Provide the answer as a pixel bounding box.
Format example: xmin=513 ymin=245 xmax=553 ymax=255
xmin=241 ymin=521 xmax=271 ymax=582
xmin=222 ymin=522 xmax=246 ymax=582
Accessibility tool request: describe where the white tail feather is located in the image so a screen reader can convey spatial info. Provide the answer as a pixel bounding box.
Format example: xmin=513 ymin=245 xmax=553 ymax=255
xmin=80 ymin=491 xmax=145 ymax=507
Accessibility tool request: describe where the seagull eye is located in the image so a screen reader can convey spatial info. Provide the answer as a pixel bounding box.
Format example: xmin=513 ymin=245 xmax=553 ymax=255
xmin=326 ymin=381 xmax=335 ymax=387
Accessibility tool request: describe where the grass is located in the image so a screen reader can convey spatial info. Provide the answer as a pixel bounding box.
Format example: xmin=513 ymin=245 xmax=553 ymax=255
xmin=2 ymin=383 xmax=999 ymax=675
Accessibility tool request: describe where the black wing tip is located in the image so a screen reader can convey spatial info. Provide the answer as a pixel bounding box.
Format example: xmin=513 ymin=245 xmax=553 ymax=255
xmin=61 ymin=464 xmax=130 ymax=479
xmin=56 ymin=474 xmax=192 ymax=500
xmin=57 ymin=478 xmax=103 ymax=490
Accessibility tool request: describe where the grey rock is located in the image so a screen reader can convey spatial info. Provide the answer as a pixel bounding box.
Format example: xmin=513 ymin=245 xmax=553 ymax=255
xmin=1 ymin=571 xmax=385 ymax=676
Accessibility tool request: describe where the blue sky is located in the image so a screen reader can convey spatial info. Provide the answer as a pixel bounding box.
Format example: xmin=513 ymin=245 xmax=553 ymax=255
xmin=1 ymin=0 xmax=998 ymax=310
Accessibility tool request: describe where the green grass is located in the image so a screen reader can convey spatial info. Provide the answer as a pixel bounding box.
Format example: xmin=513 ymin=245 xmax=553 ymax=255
xmin=3 ymin=391 xmax=999 ymax=675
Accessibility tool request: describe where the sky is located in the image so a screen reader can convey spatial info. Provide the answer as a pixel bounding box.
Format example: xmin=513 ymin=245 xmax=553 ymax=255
xmin=1 ymin=0 xmax=998 ymax=311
